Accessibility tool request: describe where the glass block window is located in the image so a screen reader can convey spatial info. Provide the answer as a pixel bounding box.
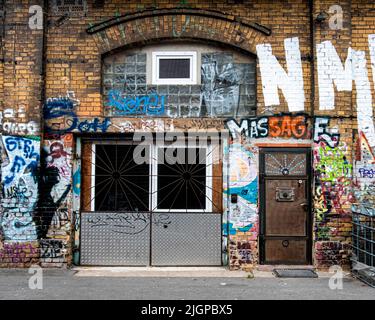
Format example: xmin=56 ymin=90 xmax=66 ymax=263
xmin=102 ymin=47 xmax=256 ymax=118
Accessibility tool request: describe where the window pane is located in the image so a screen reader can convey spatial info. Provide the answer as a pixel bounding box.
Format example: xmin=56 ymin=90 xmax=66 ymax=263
xmin=157 ymin=148 xmax=206 ymax=210
xmin=159 ymin=58 xmax=191 ymax=79
xmin=95 ymin=144 xmax=149 ymax=211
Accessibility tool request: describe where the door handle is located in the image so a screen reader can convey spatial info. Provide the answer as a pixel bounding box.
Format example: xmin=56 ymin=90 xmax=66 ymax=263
xmin=300 ymin=203 xmax=308 ymax=212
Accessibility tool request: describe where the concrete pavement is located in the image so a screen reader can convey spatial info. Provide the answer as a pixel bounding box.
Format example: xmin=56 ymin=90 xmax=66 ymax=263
xmin=0 ymin=268 xmax=373 ymax=300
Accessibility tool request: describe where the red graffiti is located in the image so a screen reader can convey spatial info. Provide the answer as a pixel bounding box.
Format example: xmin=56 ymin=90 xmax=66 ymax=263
xmin=49 ymin=142 xmax=68 ymax=159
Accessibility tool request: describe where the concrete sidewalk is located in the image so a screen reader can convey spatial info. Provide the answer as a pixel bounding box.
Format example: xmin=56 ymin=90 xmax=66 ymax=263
xmin=71 ymin=266 xmax=346 ymax=279
xmin=0 ymin=268 xmax=373 ymax=300
xmin=73 ymin=266 xmax=249 ymax=277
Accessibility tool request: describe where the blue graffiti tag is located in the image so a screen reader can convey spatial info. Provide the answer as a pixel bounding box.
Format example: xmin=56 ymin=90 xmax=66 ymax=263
xmin=3 ymin=137 xmax=40 ymax=186
xmin=223 ymin=222 xmax=255 ymax=236
xmin=44 ymin=97 xmax=111 ymax=134
xmin=358 ymin=168 xmax=375 ymax=178
xmin=4 ymin=136 xmax=40 ymax=160
xmin=106 ymin=89 xmax=165 ymax=115
xmin=44 ymin=97 xmax=76 ymax=119
xmin=4 ymin=156 xmax=26 ymax=185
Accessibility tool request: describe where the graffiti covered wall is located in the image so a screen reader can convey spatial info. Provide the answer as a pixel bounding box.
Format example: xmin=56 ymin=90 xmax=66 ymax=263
xmin=224 ymin=143 xmax=259 ymax=269
xmin=0 ymin=136 xmax=40 ymax=266
xmin=0 ymin=0 xmax=375 ymax=270
xmin=225 ymin=113 xmax=311 ymax=269
xmin=1 ymin=136 xmax=40 ymax=241
xmin=103 ymin=48 xmax=256 ymax=118
xmin=36 ymin=134 xmax=74 ymax=265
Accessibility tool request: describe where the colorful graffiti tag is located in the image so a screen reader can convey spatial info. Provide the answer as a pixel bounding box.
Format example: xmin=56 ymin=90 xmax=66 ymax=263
xmin=225 ymin=114 xmax=308 ymax=140
xmin=1 ymin=136 xmax=40 ymax=241
xmin=314 ymin=140 xmax=354 ymax=241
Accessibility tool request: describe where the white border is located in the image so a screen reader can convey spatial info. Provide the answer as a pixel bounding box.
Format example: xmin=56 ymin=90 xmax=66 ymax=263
xmin=90 ymin=143 xmax=96 ymax=212
xmin=152 ymin=51 xmax=197 ymax=85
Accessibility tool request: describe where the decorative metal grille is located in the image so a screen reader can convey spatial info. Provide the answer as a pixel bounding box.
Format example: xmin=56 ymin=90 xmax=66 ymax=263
xmin=83 ymin=138 xmax=223 ymax=213
xmin=157 ymin=147 xmax=207 ymax=210
xmin=265 ymin=152 xmax=306 ymax=176
xmin=93 ymin=144 xmax=149 ymax=212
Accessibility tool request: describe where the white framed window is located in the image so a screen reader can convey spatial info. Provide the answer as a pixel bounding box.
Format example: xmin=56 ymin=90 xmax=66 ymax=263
xmin=152 ymin=51 xmax=197 ymax=85
xmin=151 ymin=142 xmax=213 ymax=213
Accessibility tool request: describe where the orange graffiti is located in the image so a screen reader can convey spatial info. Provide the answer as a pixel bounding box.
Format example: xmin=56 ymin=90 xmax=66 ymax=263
xmin=268 ymin=115 xmax=307 ymax=139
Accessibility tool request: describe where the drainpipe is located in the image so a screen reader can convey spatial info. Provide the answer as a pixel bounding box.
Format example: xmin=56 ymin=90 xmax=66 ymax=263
xmin=308 ymin=0 xmax=316 ymax=267
xmin=40 ymin=0 xmax=48 ymax=133
xmin=309 ymin=0 xmax=315 ymax=121
xmin=35 ymin=0 xmax=48 ymax=241
xmin=38 ymin=0 xmax=48 ymax=192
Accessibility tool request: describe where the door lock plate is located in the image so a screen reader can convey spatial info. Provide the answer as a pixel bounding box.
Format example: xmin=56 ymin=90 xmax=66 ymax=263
xmin=276 ymin=187 xmax=295 ymax=202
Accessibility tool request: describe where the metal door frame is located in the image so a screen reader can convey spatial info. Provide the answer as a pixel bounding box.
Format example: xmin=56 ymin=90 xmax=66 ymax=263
xmin=259 ymin=147 xmax=313 ymax=265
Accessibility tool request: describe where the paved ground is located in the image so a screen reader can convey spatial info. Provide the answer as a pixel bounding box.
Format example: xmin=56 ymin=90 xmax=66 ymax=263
xmin=0 ymin=268 xmax=373 ymax=300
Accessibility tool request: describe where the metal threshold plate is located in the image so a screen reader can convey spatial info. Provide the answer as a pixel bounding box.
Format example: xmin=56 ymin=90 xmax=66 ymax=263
xmin=273 ymin=269 xmax=318 ymax=278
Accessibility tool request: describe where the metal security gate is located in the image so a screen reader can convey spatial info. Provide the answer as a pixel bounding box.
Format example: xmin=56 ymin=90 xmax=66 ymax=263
xmin=352 ymin=211 xmax=375 ymax=286
xmin=81 ymin=212 xmax=151 ymax=265
xmin=259 ymin=148 xmax=312 ymax=265
xmin=79 ymin=136 xmax=223 ymax=266
xmin=80 ymin=212 xmax=222 ymax=266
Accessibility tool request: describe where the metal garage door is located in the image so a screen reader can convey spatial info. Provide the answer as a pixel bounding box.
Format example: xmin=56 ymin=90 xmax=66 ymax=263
xmin=79 ymin=138 xmax=223 ymax=266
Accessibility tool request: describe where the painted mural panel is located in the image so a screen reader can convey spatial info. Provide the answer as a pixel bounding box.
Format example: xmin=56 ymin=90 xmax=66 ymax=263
xmin=0 ymin=136 xmax=40 ymax=241
xmin=224 ymin=143 xmax=258 ymax=239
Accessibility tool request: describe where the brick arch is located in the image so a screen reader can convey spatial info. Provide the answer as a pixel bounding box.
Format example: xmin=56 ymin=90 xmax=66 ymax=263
xmin=86 ymin=8 xmax=271 ymax=56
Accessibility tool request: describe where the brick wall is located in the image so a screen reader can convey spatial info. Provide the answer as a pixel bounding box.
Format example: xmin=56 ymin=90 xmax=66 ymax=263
xmin=0 ymin=0 xmax=374 ymax=270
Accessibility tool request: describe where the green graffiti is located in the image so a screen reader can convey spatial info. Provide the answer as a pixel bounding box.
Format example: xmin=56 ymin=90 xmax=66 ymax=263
xmin=315 ymin=143 xmax=352 ymax=182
